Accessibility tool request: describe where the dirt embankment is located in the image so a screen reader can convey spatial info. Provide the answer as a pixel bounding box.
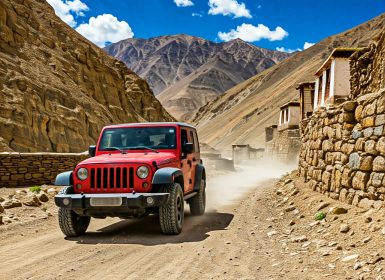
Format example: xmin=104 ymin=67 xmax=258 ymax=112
xmin=1 ymin=165 xmax=385 ymax=279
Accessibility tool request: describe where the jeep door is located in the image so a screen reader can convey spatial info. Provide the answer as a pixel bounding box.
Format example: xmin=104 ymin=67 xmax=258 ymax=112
xmin=180 ymin=128 xmax=193 ymax=193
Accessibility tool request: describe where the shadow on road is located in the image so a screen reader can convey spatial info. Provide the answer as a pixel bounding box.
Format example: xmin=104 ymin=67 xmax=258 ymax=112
xmin=67 ymin=211 xmax=233 ymax=246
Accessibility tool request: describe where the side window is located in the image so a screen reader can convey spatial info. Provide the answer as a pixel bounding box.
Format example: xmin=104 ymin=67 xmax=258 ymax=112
xmin=181 ymin=129 xmax=188 ymax=146
xmin=193 ymin=131 xmax=200 ymax=152
xmin=189 ymin=131 xmax=195 ymax=152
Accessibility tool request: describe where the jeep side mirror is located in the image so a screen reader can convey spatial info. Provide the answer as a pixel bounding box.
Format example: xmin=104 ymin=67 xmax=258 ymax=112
xmin=89 ymin=145 xmax=96 ymax=157
xmin=182 ymin=142 xmax=194 ymax=154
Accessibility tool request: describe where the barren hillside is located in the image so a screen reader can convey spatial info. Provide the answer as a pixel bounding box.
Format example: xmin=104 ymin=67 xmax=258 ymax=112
xmin=192 ymin=13 xmax=385 ymax=154
xmin=104 ymin=35 xmax=290 ymax=120
xmin=0 ymin=0 xmax=173 ymax=153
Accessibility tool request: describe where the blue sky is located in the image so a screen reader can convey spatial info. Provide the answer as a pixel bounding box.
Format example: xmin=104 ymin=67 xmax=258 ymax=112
xmin=48 ymin=0 xmax=385 ymax=52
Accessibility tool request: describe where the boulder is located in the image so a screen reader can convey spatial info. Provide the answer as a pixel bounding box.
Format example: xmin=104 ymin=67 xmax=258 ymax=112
xmin=340 ymin=224 xmax=350 ymax=233
xmin=37 ymin=193 xmax=49 ymax=203
xmin=47 ymin=188 xmax=57 ymax=197
xmin=330 ymin=207 xmax=348 ymax=214
xmin=22 ymin=195 xmax=41 ymax=207
xmin=2 ymin=200 xmax=22 ymax=209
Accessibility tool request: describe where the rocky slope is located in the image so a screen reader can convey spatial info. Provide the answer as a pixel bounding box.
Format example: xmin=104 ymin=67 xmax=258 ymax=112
xmin=0 ymin=0 xmax=173 ymax=153
xmin=104 ymin=35 xmax=290 ymax=120
xmin=192 ymin=13 xmax=385 ymax=154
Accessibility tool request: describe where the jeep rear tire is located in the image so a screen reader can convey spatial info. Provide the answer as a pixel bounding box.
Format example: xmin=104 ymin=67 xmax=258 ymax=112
xmin=58 ymin=186 xmax=91 ymax=237
xmin=189 ymin=178 xmax=206 ymax=216
xmin=159 ymin=183 xmax=184 ymax=235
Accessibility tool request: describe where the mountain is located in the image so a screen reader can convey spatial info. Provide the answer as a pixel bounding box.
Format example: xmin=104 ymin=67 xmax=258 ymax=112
xmin=192 ymin=13 xmax=385 ymax=155
xmin=104 ymin=35 xmax=291 ymax=120
xmin=0 ymin=0 xmax=174 ymax=153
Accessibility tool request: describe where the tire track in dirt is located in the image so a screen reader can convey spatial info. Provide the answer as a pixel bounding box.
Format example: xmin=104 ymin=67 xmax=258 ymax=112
xmin=0 ymin=164 xmax=293 ymax=280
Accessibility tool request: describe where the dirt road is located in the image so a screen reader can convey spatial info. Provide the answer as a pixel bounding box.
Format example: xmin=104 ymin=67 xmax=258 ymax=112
xmin=0 ymin=164 xmax=294 ymax=280
xmin=3 ymin=164 xmax=382 ymax=279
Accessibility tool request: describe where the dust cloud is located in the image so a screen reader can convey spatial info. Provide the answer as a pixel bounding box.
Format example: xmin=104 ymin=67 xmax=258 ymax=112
xmin=205 ymin=160 xmax=295 ymax=211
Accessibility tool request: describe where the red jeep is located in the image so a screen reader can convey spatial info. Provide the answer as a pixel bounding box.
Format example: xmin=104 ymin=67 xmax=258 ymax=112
xmin=54 ymin=122 xmax=206 ymax=236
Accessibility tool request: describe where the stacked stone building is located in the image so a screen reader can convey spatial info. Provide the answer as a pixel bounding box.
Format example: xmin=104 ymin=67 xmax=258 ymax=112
xmin=265 ymin=102 xmax=301 ymax=163
xmin=299 ymin=30 xmax=385 ymax=208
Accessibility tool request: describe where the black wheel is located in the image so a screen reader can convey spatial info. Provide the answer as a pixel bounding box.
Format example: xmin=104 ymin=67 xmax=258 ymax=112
xmin=159 ymin=183 xmax=184 ymax=235
xmin=189 ymin=178 xmax=206 ymax=216
xmin=57 ymin=186 xmax=90 ymax=237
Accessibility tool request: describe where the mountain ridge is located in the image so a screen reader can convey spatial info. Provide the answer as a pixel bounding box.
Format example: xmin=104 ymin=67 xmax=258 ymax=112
xmin=104 ymin=35 xmax=291 ymax=120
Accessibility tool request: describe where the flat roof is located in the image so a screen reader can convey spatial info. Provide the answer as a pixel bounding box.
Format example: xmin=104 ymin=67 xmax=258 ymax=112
xmin=232 ymin=144 xmax=250 ymax=147
xmin=315 ymin=47 xmax=361 ymax=76
xmin=296 ymin=81 xmax=315 ymax=89
xmin=280 ymin=101 xmax=300 ymax=110
xmin=104 ymin=122 xmax=196 ymax=129
xmin=266 ymin=124 xmax=278 ymax=129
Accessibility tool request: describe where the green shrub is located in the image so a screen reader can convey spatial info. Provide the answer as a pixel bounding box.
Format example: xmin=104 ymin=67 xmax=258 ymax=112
xmin=314 ymin=211 xmax=326 ymax=221
xmin=29 ymin=186 xmax=41 ymax=193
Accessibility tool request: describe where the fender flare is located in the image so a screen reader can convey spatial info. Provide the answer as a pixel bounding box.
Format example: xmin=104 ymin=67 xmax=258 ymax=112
xmin=55 ymin=171 xmax=73 ymax=186
xmin=152 ymin=167 xmax=184 ymax=190
xmin=193 ymin=164 xmax=206 ymax=192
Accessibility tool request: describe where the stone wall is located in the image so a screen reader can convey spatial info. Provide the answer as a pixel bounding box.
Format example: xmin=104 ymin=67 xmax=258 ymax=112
xmin=299 ymin=90 xmax=385 ymax=209
xmin=266 ymin=129 xmax=300 ymax=163
xmin=299 ymin=29 xmax=385 ymax=209
xmin=0 ymin=152 xmax=88 ymax=187
xmin=350 ymin=31 xmax=385 ymax=98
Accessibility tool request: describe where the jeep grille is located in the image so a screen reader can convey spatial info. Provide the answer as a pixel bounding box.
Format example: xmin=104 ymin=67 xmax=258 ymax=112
xmin=90 ymin=167 xmax=134 ymax=189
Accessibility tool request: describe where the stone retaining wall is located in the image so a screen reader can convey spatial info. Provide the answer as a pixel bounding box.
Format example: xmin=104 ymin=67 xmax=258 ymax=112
xmin=299 ymin=90 xmax=385 ymax=209
xmin=299 ymin=29 xmax=385 ymax=209
xmin=0 ymin=152 xmax=88 ymax=187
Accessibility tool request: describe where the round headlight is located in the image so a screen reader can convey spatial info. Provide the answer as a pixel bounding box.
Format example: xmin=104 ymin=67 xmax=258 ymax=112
xmin=77 ymin=168 xmax=88 ymax=181
xmin=137 ymin=166 xmax=149 ymax=179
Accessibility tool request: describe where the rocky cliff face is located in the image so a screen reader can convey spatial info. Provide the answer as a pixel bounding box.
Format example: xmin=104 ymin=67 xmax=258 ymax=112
xmin=104 ymin=35 xmax=290 ymax=120
xmin=192 ymin=14 xmax=385 ymax=153
xmin=0 ymin=0 xmax=174 ymax=153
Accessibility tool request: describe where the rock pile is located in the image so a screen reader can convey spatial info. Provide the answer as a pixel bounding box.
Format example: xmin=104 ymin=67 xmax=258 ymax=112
xmin=272 ymin=175 xmax=385 ymax=278
xmin=0 ymin=186 xmax=58 ymax=226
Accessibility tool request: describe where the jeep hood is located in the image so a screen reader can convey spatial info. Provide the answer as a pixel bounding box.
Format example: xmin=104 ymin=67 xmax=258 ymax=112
xmin=78 ymin=152 xmax=178 ymax=166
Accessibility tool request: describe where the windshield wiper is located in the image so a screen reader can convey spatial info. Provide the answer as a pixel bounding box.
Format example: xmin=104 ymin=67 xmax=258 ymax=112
xmin=128 ymin=146 xmax=159 ymax=153
xmin=103 ymin=147 xmax=127 ymax=154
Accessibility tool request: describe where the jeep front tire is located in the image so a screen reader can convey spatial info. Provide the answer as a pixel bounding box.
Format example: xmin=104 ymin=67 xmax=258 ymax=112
xmin=58 ymin=186 xmax=91 ymax=237
xmin=189 ymin=178 xmax=206 ymax=216
xmin=159 ymin=183 xmax=184 ymax=235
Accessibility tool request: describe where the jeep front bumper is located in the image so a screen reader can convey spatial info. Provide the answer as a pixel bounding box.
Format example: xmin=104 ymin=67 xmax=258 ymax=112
xmin=54 ymin=192 xmax=169 ymax=210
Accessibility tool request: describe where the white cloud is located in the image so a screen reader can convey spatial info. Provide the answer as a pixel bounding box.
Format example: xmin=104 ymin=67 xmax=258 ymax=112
xmin=47 ymin=0 xmax=88 ymax=27
xmin=276 ymin=42 xmax=315 ymax=53
xmin=192 ymin=12 xmax=203 ymax=17
xmin=208 ymin=0 xmax=252 ymax=18
xmin=174 ymin=0 xmax=194 ymax=7
xmin=75 ymin=14 xmax=134 ymax=47
xmin=276 ymin=41 xmax=316 ymax=53
xmin=276 ymin=47 xmax=301 ymax=53
xmin=304 ymin=42 xmax=315 ymax=49
xmin=218 ymin=23 xmax=288 ymax=42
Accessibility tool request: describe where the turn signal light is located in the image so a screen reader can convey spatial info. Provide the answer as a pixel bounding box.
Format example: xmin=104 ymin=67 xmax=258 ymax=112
xmin=143 ymin=182 xmax=149 ymax=188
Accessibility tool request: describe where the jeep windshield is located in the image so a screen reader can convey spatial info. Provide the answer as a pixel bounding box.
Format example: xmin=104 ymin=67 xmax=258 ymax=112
xmin=98 ymin=127 xmax=177 ymax=152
